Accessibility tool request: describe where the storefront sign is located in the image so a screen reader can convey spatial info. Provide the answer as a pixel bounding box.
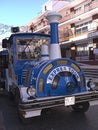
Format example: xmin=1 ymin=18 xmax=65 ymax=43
xmin=47 ymin=66 xmax=80 ymax=84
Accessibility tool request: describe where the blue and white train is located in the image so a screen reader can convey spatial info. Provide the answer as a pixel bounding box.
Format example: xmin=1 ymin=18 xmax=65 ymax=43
xmin=2 ymin=12 xmax=98 ymax=121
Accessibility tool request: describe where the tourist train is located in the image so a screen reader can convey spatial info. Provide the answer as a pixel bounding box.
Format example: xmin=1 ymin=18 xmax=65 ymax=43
xmin=1 ymin=12 xmax=98 ymax=121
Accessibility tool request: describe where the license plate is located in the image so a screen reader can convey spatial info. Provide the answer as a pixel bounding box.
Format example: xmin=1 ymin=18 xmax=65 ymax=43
xmin=65 ymin=96 xmax=75 ymax=106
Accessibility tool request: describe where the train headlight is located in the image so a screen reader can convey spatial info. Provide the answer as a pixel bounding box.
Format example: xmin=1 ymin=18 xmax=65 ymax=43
xmin=27 ymin=86 xmax=36 ymax=97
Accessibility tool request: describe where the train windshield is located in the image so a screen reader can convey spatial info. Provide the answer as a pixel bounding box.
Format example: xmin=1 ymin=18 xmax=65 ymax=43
xmin=16 ymin=35 xmax=50 ymax=60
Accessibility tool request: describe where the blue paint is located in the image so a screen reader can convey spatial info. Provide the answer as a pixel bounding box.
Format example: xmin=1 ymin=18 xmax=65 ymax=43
xmin=50 ymin=23 xmax=59 ymax=44
xmin=41 ymin=54 xmax=49 ymax=57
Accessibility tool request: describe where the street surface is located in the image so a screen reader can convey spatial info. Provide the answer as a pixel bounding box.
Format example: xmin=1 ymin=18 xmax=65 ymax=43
xmin=0 ymin=93 xmax=98 ymax=130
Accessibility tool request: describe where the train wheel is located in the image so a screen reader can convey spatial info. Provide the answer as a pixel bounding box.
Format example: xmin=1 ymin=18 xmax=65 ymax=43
xmin=8 ymin=85 xmax=15 ymax=100
xmin=18 ymin=110 xmax=29 ymax=124
xmin=17 ymin=101 xmax=29 ymax=124
xmin=71 ymin=101 xmax=90 ymax=113
xmin=8 ymin=91 xmax=14 ymax=100
xmin=15 ymin=88 xmax=29 ymax=124
xmin=41 ymin=108 xmax=52 ymax=116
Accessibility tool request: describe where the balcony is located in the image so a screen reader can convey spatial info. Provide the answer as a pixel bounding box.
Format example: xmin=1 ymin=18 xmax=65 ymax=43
xmin=59 ymin=33 xmax=73 ymax=43
xmin=35 ymin=20 xmax=49 ymax=32
xmin=60 ymin=0 xmax=98 ymax=24
xmin=59 ymin=26 xmax=98 ymax=43
xmin=88 ymin=28 xmax=98 ymax=38
xmin=84 ymin=1 xmax=98 ymax=12
xmin=59 ymin=31 xmax=88 ymax=43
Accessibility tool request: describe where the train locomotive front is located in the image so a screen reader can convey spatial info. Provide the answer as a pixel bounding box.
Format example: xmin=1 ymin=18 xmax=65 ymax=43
xmin=22 ymin=58 xmax=86 ymax=98
xmin=4 ymin=11 xmax=98 ymax=120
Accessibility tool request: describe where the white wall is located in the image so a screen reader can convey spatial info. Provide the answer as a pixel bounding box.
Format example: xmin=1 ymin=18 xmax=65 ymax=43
xmin=42 ymin=0 xmax=69 ymax=12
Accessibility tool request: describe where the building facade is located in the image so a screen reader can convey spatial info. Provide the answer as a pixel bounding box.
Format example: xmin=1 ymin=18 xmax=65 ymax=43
xmin=29 ymin=0 xmax=98 ymax=65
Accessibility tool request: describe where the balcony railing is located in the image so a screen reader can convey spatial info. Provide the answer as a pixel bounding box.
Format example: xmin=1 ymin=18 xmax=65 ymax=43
xmin=59 ymin=34 xmax=73 ymax=43
xmin=60 ymin=0 xmax=98 ymax=24
xmin=59 ymin=31 xmax=88 ymax=43
xmin=76 ymin=56 xmax=89 ymax=61
xmin=59 ymin=26 xmax=98 ymax=43
xmin=80 ymin=65 xmax=98 ymax=83
xmin=35 ymin=21 xmax=49 ymax=31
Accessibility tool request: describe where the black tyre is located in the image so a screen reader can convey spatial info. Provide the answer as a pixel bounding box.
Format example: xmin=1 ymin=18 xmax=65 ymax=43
xmin=16 ymin=101 xmax=28 ymax=123
xmin=41 ymin=108 xmax=52 ymax=116
xmin=71 ymin=101 xmax=90 ymax=113
xmin=8 ymin=91 xmax=14 ymax=100
xmin=18 ymin=110 xmax=29 ymax=124
xmin=15 ymin=88 xmax=30 ymax=124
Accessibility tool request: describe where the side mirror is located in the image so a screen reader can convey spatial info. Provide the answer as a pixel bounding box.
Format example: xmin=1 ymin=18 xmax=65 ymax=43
xmin=2 ymin=39 xmax=8 ymax=48
xmin=11 ymin=27 xmax=20 ymax=33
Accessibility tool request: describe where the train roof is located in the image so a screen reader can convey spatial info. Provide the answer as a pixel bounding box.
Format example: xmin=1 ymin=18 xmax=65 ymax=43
xmin=9 ymin=32 xmax=50 ymax=39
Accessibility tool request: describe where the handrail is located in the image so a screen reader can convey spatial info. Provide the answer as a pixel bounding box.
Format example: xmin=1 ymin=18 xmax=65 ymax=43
xmin=80 ymin=65 xmax=98 ymax=84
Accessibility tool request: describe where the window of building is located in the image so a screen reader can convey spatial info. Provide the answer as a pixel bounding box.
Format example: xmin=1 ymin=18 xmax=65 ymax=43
xmin=76 ymin=28 xmax=81 ymax=35
xmin=84 ymin=2 xmax=92 ymax=8
xmin=82 ymin=26 xmax=88 ymax=32
xmin=76 ymin=21 xmax=92 ymax=35
xmin=74 ymin=7 xmax=81 ymax=14
xmin=77 ymin=44 xmax=89 ymax=56
xmin=66 ymin=12 xmax=69 ymax=15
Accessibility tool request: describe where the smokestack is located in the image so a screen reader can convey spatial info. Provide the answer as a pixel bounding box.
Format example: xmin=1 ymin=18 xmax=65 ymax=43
xmin=46 ymin=11 xmax=62 ymax=59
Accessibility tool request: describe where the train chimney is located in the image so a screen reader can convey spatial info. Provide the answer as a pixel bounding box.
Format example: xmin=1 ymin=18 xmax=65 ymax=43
xmin=46 ymin=11 xmax=62 ymax=59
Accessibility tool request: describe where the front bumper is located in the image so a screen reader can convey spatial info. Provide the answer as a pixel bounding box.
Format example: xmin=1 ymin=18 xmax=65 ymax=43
xmin=19 ymin=90 xmax=98 ymax=112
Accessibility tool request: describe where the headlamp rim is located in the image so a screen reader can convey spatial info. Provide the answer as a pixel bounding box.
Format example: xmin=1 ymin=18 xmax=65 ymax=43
xmin=27 ymin=86 xmax=36 ymax=97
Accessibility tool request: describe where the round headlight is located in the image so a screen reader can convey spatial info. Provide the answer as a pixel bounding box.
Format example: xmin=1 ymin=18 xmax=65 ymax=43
xmin=27 ymin=86 xmax=36 ymax=97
